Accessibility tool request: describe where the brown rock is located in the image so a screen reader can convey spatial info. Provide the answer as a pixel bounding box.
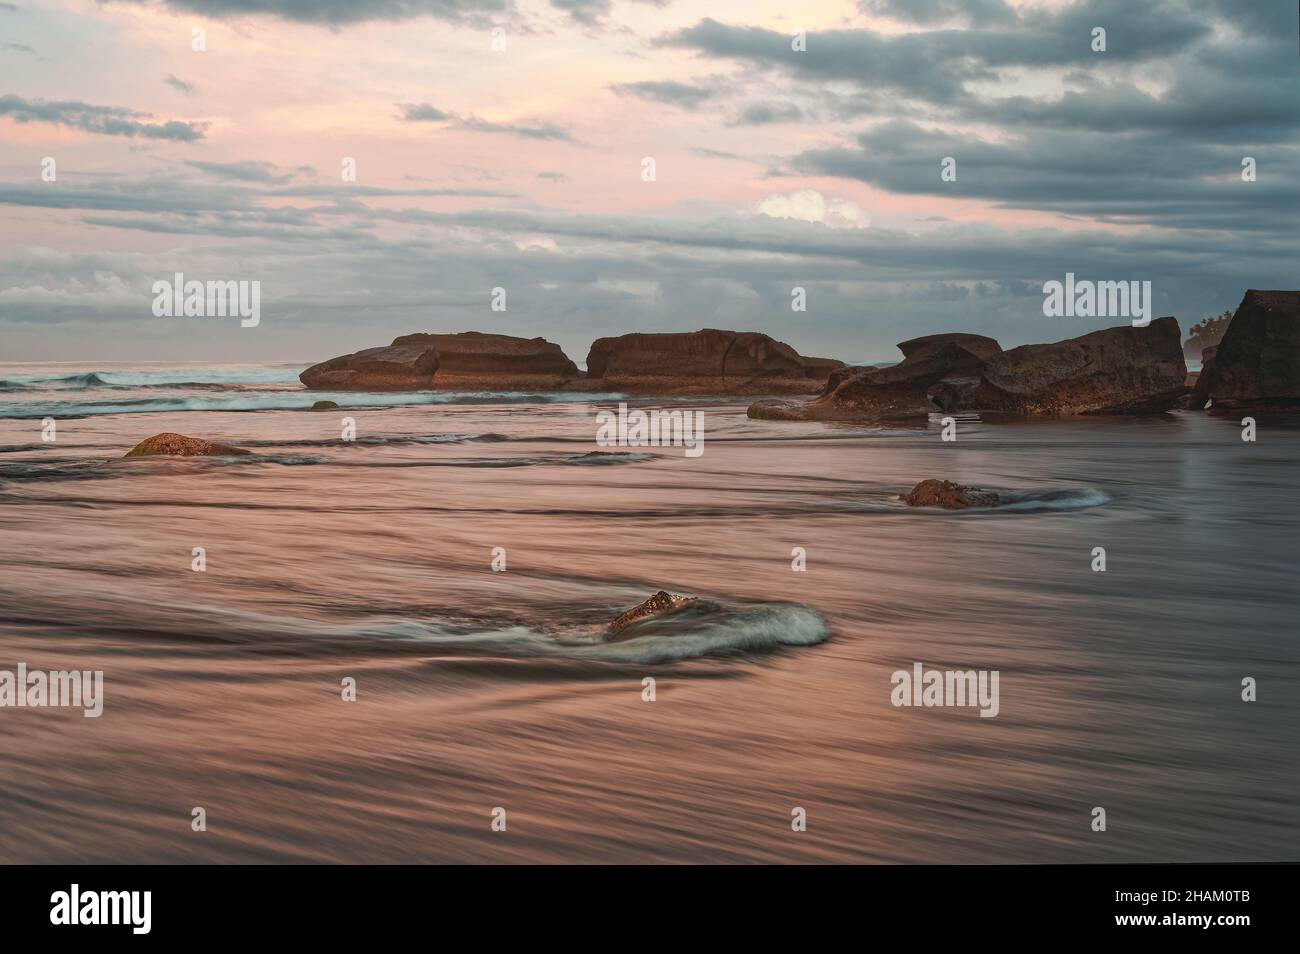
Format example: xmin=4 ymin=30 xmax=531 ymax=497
xmin=608 ymin=591 xmax=697 ymax=635
xmin=310 ymin=400 xmax=339 ymax=410
xmin=896 ymin=333 xmax=1004 ymax=364
xmin=124 ymin=433 xmax=250 ymax=457
xmin=900 ymin=479 xmax=1001 ymax=509
xmin=391 ymin=332 xmax=579 ymax=389
xmin=300 ymin=332 xmax=579 ymax=391
xmin=799 ymin=356 xmax=847 ymax=380
xmin=754 ymin=332 xmax=1003 ymax=421
xmin=1192 ymin=290 xmax=1300 ymax=411
xmin=975 ymin=317 xmax=1188 ymax=415
xmin=585 ymin=329 xmax=823 ymax=394
xmin=300 ymin=338 xmax=438 ymax=390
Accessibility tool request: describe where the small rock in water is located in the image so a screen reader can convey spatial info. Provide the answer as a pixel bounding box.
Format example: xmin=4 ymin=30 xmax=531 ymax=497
xmin=310 ymin=400 xmax=340 ymax=410
xmin=609 ymin=590 xmax=697 ymax=634
xmin=124 ymin=432 xmax=251 ymax=458
xmin=900 ymin=479 xmax=1000 ymax=509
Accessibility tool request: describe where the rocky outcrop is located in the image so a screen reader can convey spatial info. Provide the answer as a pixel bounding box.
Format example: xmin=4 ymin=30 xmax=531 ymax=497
xmin=974 ymin=317 xmax=1187 ymax=415
xmin=300 ymin=337 xmax=438 ymax=390
xmin=751 ymin=332 xmax=1003 ymax=421
xmin=800 ymin=356 xmax=847 ymax=381
xmin=609 ymin=591 xmax=697 ymax=635
xmin=1190 ymin=290 xmax=1300 ymax=411
xmin=390 ymin=332 xmax=579 ymax=389
xmin=302 ymin=329 xmax=841 ymax=394
xmin=750 ymin=320 xmax=1187 ymax=420
xmin=125 ymin=433 xmax=250 ymax=457
xmin=585 ymin=329 xmax=828 ymax=394
xmin=300 ymin=332 xmax=578 ymax=391
xmin=900 ymin=479 xmax=1001 ymax=509
xmin=310 ymin=400 xmax=339 ymax=410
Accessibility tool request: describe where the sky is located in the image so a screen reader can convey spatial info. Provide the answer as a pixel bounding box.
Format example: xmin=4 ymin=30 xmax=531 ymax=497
xmin=0 ymin=0 xmax=1297 ymax=364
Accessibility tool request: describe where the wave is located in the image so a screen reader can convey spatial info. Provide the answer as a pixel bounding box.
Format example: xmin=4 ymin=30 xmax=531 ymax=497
xmin=992 ymin=488 xmax=1112 ymax=512
xmin=28 ymin=595 xmax=830 ymax=666
xmin=0 ymin=453 xmax=329 ymax=482
xmin=367 ymin=600 xmax=831 ymax=665
xmin=891 ymin=487 xmax=1112 ymax=514
xmin=0 ymin=390 xmax=629 ymax=419
xmin=0 ymin=373 xmax=107 ymax=390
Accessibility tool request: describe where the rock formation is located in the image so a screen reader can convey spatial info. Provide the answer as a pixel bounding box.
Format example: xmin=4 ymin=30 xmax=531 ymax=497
xmin=301 ymin=329 xmax=841 ymax=394
xmin=125 ymin=433 xmax=250 ymax=457
xmin=1189 ymin=290 xmax=1300 ymax=411
xmin=751 ymin=319 xmax=1188 ymax=420
xmin=299 ymin=337 xmax=438 ymax=390
xmin=584 ymin=329 xmax=832 ymax=394
xmin=300 ymin=332 xmax=577 ymax=391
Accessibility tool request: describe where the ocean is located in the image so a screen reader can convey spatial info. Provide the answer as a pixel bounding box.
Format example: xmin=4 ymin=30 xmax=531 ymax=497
xmin=0 ymin=362 xmax=1295 ymax=862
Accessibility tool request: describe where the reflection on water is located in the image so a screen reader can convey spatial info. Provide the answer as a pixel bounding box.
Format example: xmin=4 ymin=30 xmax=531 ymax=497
xmin=0 ymin=363 xmax=1296 ymax=863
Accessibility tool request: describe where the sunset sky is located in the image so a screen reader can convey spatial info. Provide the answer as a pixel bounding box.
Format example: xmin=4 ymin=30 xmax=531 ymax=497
xmin=1 ymin=0 xmax=1296 ymax=363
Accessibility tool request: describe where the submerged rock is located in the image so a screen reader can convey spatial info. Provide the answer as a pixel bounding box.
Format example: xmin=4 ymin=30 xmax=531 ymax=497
xmin=310 ymin=400 xmax=339 ymax=410
xmin=125 ymin=433 xmax=251 ymax=457
xmin=1192 ymin=290 xmax=1300 ymax=412
xmin=609 ymin=591 xmax=698 ymax=635
xmin=900 ymin=479 xmax=1001 ymax=509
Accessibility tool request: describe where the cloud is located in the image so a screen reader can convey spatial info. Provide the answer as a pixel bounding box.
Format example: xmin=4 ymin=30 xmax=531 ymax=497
xmin=756 ymin=190 xmax=870 ymax=229
xmin=106 ymin=0 xmax=512 ymax=27
xmin=730 ymin=102 xmax=802 ymax=125
xmin=609 ymin=79 xmax=720 ymax=109
xmin=665 ymin=4 xmax=1212 ymax=108
xmin=537 ymin=171 xmax=570 ymax=183
xmin=794 ymin=119 xmax=1300 ymax=234
xmin=857 ymin=0 xmax=1016 ymax=24
xmin=459 ymin=115 xmax=571 ymax=140
xmin=183 ymin=159 xmax=305 ymax=183
xmin=399 ymin=102 xmax=573 ymax=140
xmin=399 ymin=103 xmax=454 ymax=122
xmin=0 ymin=93 xmax=206 ymax=140
xmin=1 ymin=42 xmax=37 ymax=55
xmin=550 ymin=0 xmax=609 ymax=26
xmin=164 ymin=74 xmax=197 ymax=95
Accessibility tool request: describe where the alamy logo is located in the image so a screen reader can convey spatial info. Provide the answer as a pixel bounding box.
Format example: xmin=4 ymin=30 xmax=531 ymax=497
xmin=50 ymin=884 xmax=151 ymax=934
xmin=891 ymin=663 xmax=1000 ymax=718
xmin=152 ymin=272 xmax=261 ymax=327
xmin=0 ymin=664 xmax=103 ymax=717
xmin=1042 ymin=272 xmax=1151 ymax=327
xmin=595 ymin=402 xmax=704 ymax=457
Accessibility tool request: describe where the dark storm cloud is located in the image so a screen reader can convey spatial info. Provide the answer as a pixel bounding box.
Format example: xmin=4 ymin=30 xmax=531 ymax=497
xmin=0 ymin=93 xmax=207 ymax=140
xmin=796 ymin=119 xmax=1300 ymax=233
xmin=666 ymin=3 xmax=1210 ymax=106
xmin=609 ymin=79 xmax=719 ymax=109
